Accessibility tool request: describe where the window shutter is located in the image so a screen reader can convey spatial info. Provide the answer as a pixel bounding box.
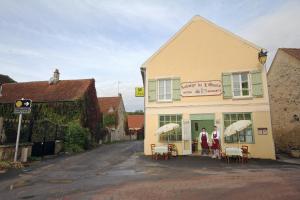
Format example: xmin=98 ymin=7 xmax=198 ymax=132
xmin=148 ymin=79 xmax=156 ymax=102
xmin=172 ymin=78 xmax=181 ymax=101
xmin=222 ymin=73 xmax=232 ymax=99
xmin=251 ymin=70 xmax=263 ymax=97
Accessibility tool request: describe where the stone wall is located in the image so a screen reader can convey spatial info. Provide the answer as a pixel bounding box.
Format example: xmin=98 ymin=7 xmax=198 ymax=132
xmin=268 ymin=50 xmax=300 ymax=152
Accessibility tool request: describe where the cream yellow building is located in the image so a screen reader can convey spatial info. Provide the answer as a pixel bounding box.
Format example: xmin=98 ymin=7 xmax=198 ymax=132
xmin=141 ymin=16 xmax=276 ymax=160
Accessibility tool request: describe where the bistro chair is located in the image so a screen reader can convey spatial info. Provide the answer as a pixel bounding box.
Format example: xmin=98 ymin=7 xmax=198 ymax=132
xmin=151 ymin=144 xmax=156 ymax=160
xmin=241 ymin=145 xmax=250 ymax=164
xmin=167 ymin=144 xmax=178 ymax=158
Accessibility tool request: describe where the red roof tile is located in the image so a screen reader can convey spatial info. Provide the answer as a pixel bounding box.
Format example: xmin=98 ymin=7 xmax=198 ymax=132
xmin=98 ymin=96 xmax=121 ymax=114
xmin=280 ymin=48 xmax=300 ymax=61
xmin=0 ymin=79 xmax=94 ymax=103
xmin=127 ymin=115 xmax=144 ymax=129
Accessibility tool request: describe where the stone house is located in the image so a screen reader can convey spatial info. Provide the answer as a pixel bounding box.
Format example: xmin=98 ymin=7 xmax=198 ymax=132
xmin=127 ymin=115 xmax=144 ymax=140
xmin=0 ymin=70 xmax=101 ymax=159
xmin=268 ymin=48 xmax=300 ymax=152
xmin=98 ymin=94 xmax=128 ymax=142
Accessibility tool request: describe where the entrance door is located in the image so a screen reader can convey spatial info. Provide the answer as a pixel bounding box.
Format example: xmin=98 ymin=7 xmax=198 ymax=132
xmin=199 ymin=120 xmax=215 ymax=138
xmin=182 ymin=120 xmax=192 ymax=155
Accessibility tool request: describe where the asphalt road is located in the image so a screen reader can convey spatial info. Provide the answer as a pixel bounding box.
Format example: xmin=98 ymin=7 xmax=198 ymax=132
xmin=0 ymin=141 xmax=299 ymax=200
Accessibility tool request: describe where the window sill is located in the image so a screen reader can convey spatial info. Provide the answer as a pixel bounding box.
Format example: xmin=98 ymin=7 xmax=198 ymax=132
xmin=232 ymin=96 xmax=253 ymax=100
xmin=157 ymin=100 xmax=173 ymax=103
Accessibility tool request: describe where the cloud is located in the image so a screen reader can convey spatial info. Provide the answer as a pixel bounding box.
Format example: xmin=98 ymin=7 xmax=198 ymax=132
xmin=0 ymin=0 xmax=298 ymax=111
xmin=238 ymin=0 xmax=300 ymax=69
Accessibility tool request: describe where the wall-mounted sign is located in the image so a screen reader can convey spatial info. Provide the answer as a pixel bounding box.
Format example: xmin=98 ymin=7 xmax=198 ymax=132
xmin=258 ymin=128 xmax=268 ymax=135
xmin=135 ymin=87 xmax=144 ymax=97
xmin=181 ymin=80 xmax=222 ymax=97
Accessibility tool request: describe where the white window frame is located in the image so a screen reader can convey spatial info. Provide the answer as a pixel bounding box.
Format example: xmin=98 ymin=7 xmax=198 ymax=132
xmin=231 ymin=72 xmax=252 ymax=98
xmin=157 ymin=79 xmax=172 ymax=102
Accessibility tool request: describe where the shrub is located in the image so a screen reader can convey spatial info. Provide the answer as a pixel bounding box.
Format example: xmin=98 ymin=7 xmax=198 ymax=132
xmin=0 ymin=161 xmax=11 ymax=170
xmin=64 ymin=122 xmax=90 ymax=153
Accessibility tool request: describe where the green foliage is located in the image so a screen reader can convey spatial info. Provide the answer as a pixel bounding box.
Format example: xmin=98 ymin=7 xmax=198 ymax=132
xmin=127 ymin=110 xmax=144 ymax=115
xmin=103 ymin=114 xmax=116 ymax=127
xmin=0 ymin=161 xmax=11 ymax=169
xmin=64 ymin=122 xmax=90 ymax=153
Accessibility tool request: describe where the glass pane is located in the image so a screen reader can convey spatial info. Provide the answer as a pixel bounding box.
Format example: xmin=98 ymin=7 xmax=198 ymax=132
xmin=195 ymin=123 xmax=198 ymax=131
xmin=160 ymin=116 xmax=164 ymax=121
xmin=165 ymin=115 xmax=170 ymax=122
xmin=242 ymin=82 xmax=249 ymax=89
xmin=231 ymin=114 xmax=237 ymax=120
xmin=165 ymin=93 xmax=171 ymax=100
xmin=233 ymin=90 xmax=240 ymax=96
xmin=232 ymin=74 xmax=240 ymax=82
xmin=224 ymin=120 xmax=231 ymax=128
xmin=232 ymin=134 xmax=238 ymax=142
xmin=244 ymin=113 xmax=251 ymax=120
xmin=159 ymin=122 xmax=164 ymax=127
xmin=246 ymin=135 xmax=253 ymax=143
xmin=242 ymin=89 xmax=249 ymax=96
xmin=224 ymin=114 xmax=230 ymax=120
xmin=177 ymin=115 xmax=182 ymax=121
xmin=238 ymin=114 xmax=244 ymax=120
xmin=171 ymin=115 xmax=176 ymax=122
xmin=241 ymin=73 xmax=248 ymax=82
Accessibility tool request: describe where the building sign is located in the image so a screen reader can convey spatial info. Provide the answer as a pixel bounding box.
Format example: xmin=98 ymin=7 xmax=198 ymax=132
xmin=258 ymin=128 xmax=268 ymax=135
xmin=14 ymin=99 xmax=32 ymax=114
xmin=181 ymin=80 xmax=222 ymax=97
xmin=135 ymin=87 xmax=144 ymax=97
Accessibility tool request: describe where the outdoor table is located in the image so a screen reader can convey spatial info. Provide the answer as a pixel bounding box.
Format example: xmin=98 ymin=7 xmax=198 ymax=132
xmin=225 ymin=147 xmax=243 ymax=163
xmin=225 ymin=147 xmax=243 ymax=157
xmin=154 ymin=146 xmax=168 ymax=154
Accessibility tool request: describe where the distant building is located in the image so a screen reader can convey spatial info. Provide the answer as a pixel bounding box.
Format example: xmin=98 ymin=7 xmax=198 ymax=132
xmin=268 ymin=48 xmax=300 ymax=152
xmin=127 ymin=115 xmax=144 ymax=140
xmin=98 ymin=94 xmax=128 ymax=142
xmin=0 ymin=69 xmax=101 ymax=159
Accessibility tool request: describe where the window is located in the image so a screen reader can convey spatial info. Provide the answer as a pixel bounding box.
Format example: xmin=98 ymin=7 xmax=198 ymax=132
xmin=224 ymin=113 xmax=253 ymax=143
xmin=159 ymin=114 xmax=182 ymax=142
xmin=232 ymin=73 xmax=250 ymax=97
xmin=158 ymin=79 xmax=172 ymax=101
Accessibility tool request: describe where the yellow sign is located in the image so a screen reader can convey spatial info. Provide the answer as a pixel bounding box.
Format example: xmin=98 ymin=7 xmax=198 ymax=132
xmin=15 ymin=100 xmax=22 ymax=108
xmin=135 ymin=87 xmax=144 ymax=97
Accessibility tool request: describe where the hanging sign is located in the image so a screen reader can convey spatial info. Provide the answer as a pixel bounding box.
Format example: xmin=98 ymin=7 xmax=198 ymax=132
xmin=181 ymin=80 xmax=222 ymax=97
xmin=135 ymin=87 xmax=144 ymax=97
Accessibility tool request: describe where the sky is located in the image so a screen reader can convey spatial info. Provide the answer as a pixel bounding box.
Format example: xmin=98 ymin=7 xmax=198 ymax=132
xmin=0 ymin=0 xmax=299 ymax=111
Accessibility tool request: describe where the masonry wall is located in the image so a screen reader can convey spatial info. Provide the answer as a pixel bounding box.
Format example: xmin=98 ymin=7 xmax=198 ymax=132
xmin=268 ymin=50 xmax=300 ymax=152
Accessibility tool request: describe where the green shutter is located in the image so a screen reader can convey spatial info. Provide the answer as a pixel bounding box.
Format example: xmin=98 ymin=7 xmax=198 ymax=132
xmin=172 ymin=78 xmax=181 ymax=101
xmin=251 ymin=70 xmax=263 ymax=97
xmin=148 ymin=79 xmax=156 ymax=102
xmin=222 ymin=73 xmax=232 ymax=99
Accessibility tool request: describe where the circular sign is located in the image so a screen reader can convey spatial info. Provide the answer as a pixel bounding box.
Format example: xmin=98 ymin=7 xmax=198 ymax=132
xmin=15 ymin=100 xmax=22 ymax=108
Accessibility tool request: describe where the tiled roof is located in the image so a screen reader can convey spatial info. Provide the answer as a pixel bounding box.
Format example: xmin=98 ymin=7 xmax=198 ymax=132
xmin=0 ymin=74 xmax=15 ymax=85
xmin=0 ymin=79 xmax=94 ymax=103
xmin=98 ymin=96 xmax=121 ymax=114
xmin=280 ymin=48 xmax=300 ymax=61
xmin=127 ymin=115 xmax=144 ymax=129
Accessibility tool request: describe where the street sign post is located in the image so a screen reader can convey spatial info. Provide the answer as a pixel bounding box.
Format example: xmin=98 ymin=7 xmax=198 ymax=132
xmin=13 ymin=98 xmax=32 ymax=162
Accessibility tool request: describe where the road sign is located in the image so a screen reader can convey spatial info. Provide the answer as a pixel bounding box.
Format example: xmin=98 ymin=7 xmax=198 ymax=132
xmin=14 ymin=99 xmax=32 ymax=114
xmin=135 ymin=87 xmax=144 ymax=97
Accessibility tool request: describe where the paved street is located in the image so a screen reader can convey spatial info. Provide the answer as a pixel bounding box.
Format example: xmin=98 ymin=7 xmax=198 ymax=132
xmin=0 ymin=141 xmax=300 ymax=200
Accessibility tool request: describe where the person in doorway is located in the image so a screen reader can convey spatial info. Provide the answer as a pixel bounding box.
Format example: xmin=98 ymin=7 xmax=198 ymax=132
xmin=211 ymin=126 xmax=220 ymax=159
xmin=199 ymin=128 xmax=209 ymax=155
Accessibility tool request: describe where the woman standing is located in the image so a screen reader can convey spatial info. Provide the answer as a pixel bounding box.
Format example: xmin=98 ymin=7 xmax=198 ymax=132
xmin=199 ymin=128 xmax=209 ymax=155
xmin=211 ymin=126 xmax=220 ymax=159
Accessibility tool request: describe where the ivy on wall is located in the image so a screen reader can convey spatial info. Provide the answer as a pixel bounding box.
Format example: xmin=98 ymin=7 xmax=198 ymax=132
xmin=0 ymin=100 xmax=92 ymax=144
